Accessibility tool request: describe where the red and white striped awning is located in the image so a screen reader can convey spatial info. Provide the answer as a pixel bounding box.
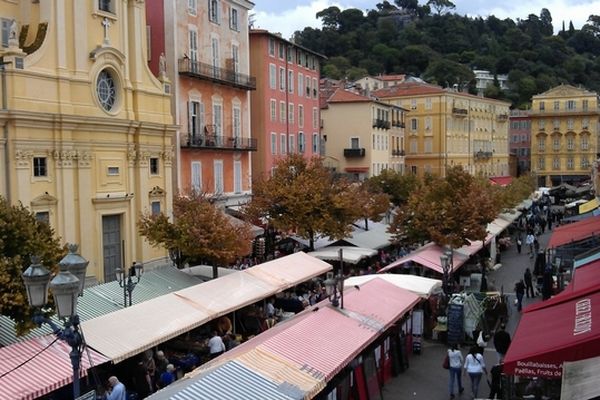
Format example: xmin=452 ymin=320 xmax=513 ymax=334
xmin=0 ymin=334 xmax=109 ymax=400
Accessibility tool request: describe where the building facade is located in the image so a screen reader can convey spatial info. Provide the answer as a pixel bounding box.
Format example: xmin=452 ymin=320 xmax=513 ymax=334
xmin=0 ymin=0 xmax=175 ymax=283
xmin=147 ymin=0 xmax=255 ymax=207
xmin=473 ymin=70 xmax=509 ymax=96
xmin=374 ymin=82 xmax=510 ymax=178
xmin=509 ymin=110 xmax=532 ymax=175
xmin=320 ymin=88 xmax=406 ymax=180
xmin=530 ymin=85 xmax=600 ymax=187
xmin=249 ymin=30 xmax=323 ymax=179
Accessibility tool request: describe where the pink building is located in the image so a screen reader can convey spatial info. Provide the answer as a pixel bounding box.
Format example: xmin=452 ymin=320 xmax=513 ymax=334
xmin=509 ymin=110 xmax=532 ymax=176
xmin=147 ymin=0 xmax=255 ymax=206
xmin=249 ymin=30 xmax=325 ymax=178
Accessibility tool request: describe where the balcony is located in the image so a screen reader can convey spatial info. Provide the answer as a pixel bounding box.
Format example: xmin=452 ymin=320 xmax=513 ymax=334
xmin=529 ymin=107 xmax=600 ymax=117
xmin=182 ymin=132 xmax=257 ymax=151
xmin=344 ymin=148 xmax=366 ymax=158
xmin=392 ymin=149 xmax=405 ymax=156
xmin=178 ymin=58 xmax=256 ymax=90
xmin=452 ymin=107 xmax=468 ymax=117
xmin=496 ymin=114 xmax=508 ymax=122
xmin=473 ymin=150 xmax=492 ymax=160
xmin=372 ymin=119 xmax=391 ymax=130
xmin=392 ymin=120 xmax=406 ymax=128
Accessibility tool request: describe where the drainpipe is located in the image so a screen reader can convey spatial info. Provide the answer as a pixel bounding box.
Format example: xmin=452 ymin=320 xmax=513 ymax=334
xmin=1 ymin=60 xmax=11 ymax=203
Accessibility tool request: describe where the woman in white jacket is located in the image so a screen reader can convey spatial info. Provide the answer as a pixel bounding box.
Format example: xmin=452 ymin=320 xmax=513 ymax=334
xmin=447 ymin=343 xmax=464 ymax=399
xmin=463 ymin=345 xmax=487 ymax=398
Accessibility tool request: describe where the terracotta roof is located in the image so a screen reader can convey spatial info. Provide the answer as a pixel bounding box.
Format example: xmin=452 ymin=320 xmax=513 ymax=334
xmin=379 ymin=74 xmax=405 ymax=81
xmin=373 ymin=82 xmax=445 ymax=98
xmin=327 ymin=88 xmax=373 ymax=103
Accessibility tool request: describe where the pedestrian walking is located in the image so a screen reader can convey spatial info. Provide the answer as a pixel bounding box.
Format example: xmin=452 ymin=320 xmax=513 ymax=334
xmin=493 ymin=324 xmax=511 ymax=363
xmin=515 ymin=280 xmax=525 ymax=312
xmin=516 ymin=236 xmax=522 ymax=254
xmin=463 ymin=346 xmax=487 ymax=399
xmin=524 ymin=268 xmax=535 ymax=298
xmin=488 ymin=363 xmax=503 ymax=399
xmin=208 ymin=331 xmax=226 ymax=359
xmin=525 ymin=233 xmax=535 ymax=257
xmin=447 ymin=343 xmax=464 ymax=399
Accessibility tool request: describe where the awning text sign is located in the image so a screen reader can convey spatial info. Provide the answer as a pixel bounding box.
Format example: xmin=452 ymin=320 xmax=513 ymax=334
xmin=514 ymin=360 xmax=563 ymax=378
xmin=574 ymin=298 xmax=592 ymax=336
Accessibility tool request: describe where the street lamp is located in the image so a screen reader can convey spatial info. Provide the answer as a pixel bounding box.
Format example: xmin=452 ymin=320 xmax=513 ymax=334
xmin=324 ymin=271 xmax=344 ymax=308
xmin=115 ymin=261 xmax=143 ymax=307
xmin=440 ymin=248 xmax=453 ymax=295
xmin=21 ymin=244 xmax=89 ymax=399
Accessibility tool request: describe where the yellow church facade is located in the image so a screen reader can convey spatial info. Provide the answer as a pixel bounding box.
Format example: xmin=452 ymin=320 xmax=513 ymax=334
xmin=0 ymin=1 xmax=175 ymax=283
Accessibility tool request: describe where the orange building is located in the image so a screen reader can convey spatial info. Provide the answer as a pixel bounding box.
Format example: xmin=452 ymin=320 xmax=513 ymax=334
xmin=147 ymin=0 xmax=255 ymax=206
xmin=249 ymin=30 xmax=325 ymax=178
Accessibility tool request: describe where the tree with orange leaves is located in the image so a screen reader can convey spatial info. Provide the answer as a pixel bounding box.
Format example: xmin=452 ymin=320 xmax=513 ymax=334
xmin=138 ymin=192 xmax=253 ymax=273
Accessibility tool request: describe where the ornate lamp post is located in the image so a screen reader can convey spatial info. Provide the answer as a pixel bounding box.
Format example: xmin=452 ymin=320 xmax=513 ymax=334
xmin=324 ymin=248 xmax=345 ymax=308
xmin=440 ymin=248 xmax=453 ymax=295
xmin=115 ymin=261 xmax=143 ymax=307
xmin=21 ymin=244 xmax=89 ymax=399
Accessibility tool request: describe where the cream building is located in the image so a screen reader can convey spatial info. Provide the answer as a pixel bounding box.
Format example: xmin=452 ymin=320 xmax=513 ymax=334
xmin=0 ymin=1 xmax=175 ymax=283
xmin=321 ymin=88 xmax=406 ymax=180
xmin=374 ymin=82 xmax=510 ymax=178
xmin=530 ymin=85 xmax=599 ymax=187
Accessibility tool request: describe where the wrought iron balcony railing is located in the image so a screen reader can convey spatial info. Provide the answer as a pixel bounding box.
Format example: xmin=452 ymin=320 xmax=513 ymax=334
xmin=182 ymin=133 xmax=257 ymax=151
xmin=178 ymin=58 xmax=256 ymax=90
xmin=344 ymin=148 xmax=366 ymax=158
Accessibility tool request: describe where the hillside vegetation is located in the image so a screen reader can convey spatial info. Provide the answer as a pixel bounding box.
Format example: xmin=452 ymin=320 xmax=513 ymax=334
xmin=292 ymin=0 xmax=600 ymax=108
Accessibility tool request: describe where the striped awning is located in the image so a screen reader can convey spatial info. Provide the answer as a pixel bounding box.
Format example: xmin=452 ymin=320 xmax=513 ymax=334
xmin=0 ymin=335 xmax=109 ymax=400
xmin=170 ymin=360 xmax=296 ymax=400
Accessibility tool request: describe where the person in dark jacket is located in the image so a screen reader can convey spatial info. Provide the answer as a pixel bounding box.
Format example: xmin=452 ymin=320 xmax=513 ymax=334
xmin=493 ymin=324 xmax=511 ymax=363
xmin=524 ymin=268 xmax=535 ymax=298
xmin=488 ymin=363 xmax=503 ymax=399
xmin=515 ymin=280 xmax=525 ymax=312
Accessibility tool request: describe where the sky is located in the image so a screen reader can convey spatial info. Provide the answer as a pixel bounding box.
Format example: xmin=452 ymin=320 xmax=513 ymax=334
xmin=251 ymin=0 xmax=599 ymax=39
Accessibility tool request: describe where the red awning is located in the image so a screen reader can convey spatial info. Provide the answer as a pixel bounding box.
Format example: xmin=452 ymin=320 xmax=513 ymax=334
xmin=489 ymin=176 xmax=513 ymax=186
xmin=503 ymin=290 xmax=600 ymax=379
xmin=0 ymin=335 xmax=109 ymax=400
xmin=524 ymin=259 xmax=600 ymax=313
xmin=547 ymin=215 xmax=600 ymax=248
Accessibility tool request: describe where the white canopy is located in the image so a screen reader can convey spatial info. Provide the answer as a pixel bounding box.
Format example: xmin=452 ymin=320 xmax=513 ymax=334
xmin=82 ymin=252 xmax=331 ymax=363
xmin=307 ymin=246 xmax=377 ymax=264
xmin=561 ymin=356 xmax=600 ymax=400
xmin=344 ymin=274 xmax=442 ymax=298
xmin=183 ymin=265 xmax=237 ymax=280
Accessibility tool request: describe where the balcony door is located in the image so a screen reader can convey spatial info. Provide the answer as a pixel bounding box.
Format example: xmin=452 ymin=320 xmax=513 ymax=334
xmin=102 ymin=215 xmax=121 ymax=283
xmin=351 ymin=137 xmax=360 ymax=149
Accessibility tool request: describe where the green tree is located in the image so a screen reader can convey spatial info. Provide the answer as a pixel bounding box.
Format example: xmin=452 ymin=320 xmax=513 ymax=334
xmin=367 ymin=169 xmax=419 ymax=207
xmin=244 ymin=155 xmax=361 ymax=251
xmin=427 ymin=0 xmax=455 ymax=15
xmin=138 ymin=192 xmax=253 ymax=274
xmin=423 ymin=58 xmax=474 ymax=88
xmin=0 ymin=197 xmax=65 ymax=335
xmin=316 ymin=6 xmax=341 ymax=30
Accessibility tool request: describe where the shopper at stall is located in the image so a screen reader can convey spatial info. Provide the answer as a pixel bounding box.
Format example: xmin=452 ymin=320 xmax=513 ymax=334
xmin=493 ymin=324 xmax=511 ymax=363
xmin=463 ymin=346 xmax=487 ymax=399
xmin=105 ymin=376 xmax=127 ymax=400
xmin=157 ymin=364 xmax=176 ymax=389
xmin=447 ymin=343 xmax=464 ymax=399
xmin=208 ymin=331 xmax=226 ymax=359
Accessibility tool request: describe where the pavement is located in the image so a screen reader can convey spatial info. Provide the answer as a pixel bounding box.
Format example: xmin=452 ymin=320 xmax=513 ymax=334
xmin=380 ymin=227 xmax=553 ymax=400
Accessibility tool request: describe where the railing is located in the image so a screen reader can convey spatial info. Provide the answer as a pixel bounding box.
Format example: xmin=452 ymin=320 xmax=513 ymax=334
xmin=178 ymin=58 xmax=256 ymax=90
xmin=530 ymin=107 xmax=600 ymax=116
xmin=372 ymin=119 xmax=391 ymax=129
xmin=452 ymin=107 xmax=468 ymax=116
xmin=343 ymin=148 xmax=366 ymax=158
xmin=392 ymin=120 xmax=405 ymax=128
xmin=182 ymin=133 xmax=257 ymax=151
xmin=496 ymin=114 xmax=508 ymax=122
xmin=392 ymin=149 xmax=405 ymax=156
xmin=473 ymin=151 xmax=492 ymax=159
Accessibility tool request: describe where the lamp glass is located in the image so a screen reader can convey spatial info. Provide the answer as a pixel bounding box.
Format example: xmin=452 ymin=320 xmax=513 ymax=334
xmin=115 ymin=268 xmax=124 ymax=283
xmin=49 ymin=271 xmax=80 ymax=319
xmin=21 ymin=258 xmax=51 ymax=307
xmin=440 ymin=254 xmax=448 ymax=269
xmin=59 ymin=244 xmax=89 ymax=296
xmin=134 ymin=262 xmax=144 ymax=277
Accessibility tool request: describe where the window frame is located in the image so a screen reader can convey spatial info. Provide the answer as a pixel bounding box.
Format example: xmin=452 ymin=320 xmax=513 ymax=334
xmin=33 ymin=157 xmax=48 ymax=178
